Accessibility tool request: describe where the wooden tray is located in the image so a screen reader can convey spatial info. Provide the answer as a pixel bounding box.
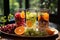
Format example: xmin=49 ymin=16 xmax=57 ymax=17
xmin=0 ymin=22 xmax=59 ymax=40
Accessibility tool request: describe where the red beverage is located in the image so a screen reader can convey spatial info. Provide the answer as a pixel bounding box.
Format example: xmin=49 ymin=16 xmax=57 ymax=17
xmin=15 ymin=11 xmax=25 ymax=27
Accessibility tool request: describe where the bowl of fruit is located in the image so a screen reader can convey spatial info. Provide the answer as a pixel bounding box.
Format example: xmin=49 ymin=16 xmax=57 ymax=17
xmin=0 ymin=9 xmax=59 ymax=40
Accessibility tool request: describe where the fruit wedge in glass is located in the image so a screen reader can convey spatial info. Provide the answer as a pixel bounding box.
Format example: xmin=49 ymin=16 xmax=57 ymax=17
xmin=15 ymin=10 xmax=25 ymax=27
xmin=38 ymin=9 xmax=49 ymax=31
xmin=26 ymin=11 xmax=37 ymax=28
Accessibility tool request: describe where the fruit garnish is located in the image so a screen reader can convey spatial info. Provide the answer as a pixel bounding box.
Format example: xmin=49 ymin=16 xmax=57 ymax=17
xmin=42 ymin=12 xmax=49 ymax=21
xmin=15 ymin=12 xmax=20 ymax=19
xmin=46 ymin=28 xmax=55 ymax=35
xmin=14 ymin=26 xmax=25 ymax=35
xmin=38 ymin=15 xmax=41 ymax=21
xmin=26 ymin=20 xmax=33 ymax=27
xmin=20 ymin=11 xmax=25 ymax=18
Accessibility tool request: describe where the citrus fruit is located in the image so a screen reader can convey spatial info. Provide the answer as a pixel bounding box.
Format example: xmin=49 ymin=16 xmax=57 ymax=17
xmin=38 ymin=15 xmax=41 ymax=21
xmin=26 ymin=20 xmax=33 ymax=27
xmin=46 ymin=28 xmax=54 ymax=35
xmin=14 ymin=26 xmax=25 ymax=35
xmin=20 ymin=11 xmax=25 ymax=18
xmin=42 ymin=12 xmax=49 ymax=21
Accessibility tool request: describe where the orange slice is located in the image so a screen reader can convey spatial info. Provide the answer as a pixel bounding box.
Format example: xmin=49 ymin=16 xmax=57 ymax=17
xmin=20 ymin=11 xmax=25 ymax=18
xmin=46 ymin=28 xmax=54 ymax=35
xmin=14 ymin=26 xmax=25 ymax=35
xmin=26 ymin=20 xmax=33 ymax=27
xmin=42 ymin=12 xmax=49 ymax=21
xmin=38 ymin=15 xmax=41 ymax=21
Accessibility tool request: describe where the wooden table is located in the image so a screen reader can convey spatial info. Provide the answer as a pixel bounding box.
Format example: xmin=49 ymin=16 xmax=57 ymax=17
xmin=56 ymin=32 xmax=60 ymax=40
xmin=0 ymin=32 xmax=60 ymax=40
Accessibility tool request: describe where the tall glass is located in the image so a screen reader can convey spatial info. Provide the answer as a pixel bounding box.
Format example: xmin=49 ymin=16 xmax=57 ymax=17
xmin=26 ymin=9 xmax=37 ymax=28
xmin=38 ymin=9 xmax=49 ymax=31
xmin=15 ymin=9 xmax=25 ymax=27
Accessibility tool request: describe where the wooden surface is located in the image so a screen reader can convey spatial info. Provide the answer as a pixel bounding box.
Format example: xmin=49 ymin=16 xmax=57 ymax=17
xmin=56 ymin=32 xmax=60 ymax=40
xmin=0 ymin=32 xmax=60 ymax=40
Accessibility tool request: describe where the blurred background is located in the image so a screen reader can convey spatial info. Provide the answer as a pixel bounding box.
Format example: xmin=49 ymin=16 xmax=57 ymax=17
xmin=0 ymin=0 xmax=57 ymax=14
xmin=0 ymin=0 xmax=58 ymax=25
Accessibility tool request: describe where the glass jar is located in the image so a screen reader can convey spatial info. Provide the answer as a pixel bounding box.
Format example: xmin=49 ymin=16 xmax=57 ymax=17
xmin=38 ymin=9 xmax=49 ymax=31
xmin=15 ymin=9 xmax=25 ymax=27
xmin=26 ymin=9 xmax=37 ymax=28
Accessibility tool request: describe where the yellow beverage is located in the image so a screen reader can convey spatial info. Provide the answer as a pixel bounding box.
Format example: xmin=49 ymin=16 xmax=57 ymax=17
xmin=26 ymin=11 xmax=37 ymax=27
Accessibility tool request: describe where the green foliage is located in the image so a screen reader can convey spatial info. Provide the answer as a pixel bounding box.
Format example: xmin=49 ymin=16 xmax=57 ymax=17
xmin=8 ymin=13 xmax=14 ymax=21
xmin=0 ymin=13 xmax=14 ymax=26
xmin=0 ymin=0 xmax=4 ymax=15
xmin=0 ymin=13 xmax=14 ymax=22
xmin=0 ymin=16 xmax=6 ymax=26
xmin=29 ymin=0 xmax=40 ymax=9
xmin=30 ymin=0 xmax=57 ymax=14
xmin=9 ymin=0 xmax=57 ymax=14
xmin=0 ymin=16 xmax=6 ymax=23
xmin=22 ymin=0 xmax=25 ymax=9
xmin=10 ymin=0 xmax=19 ymax=14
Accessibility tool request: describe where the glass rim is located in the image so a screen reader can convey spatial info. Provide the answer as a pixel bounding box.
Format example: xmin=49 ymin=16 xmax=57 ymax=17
xmin=16 ymin=8 xmax=50 ymax=10
xmin=15 ymin=8 xmax=51 ymax=14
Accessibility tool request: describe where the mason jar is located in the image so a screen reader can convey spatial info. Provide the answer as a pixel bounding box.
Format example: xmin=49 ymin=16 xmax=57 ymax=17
xmin=15 ymin=9 xmax=26 ymax=27
xmin=26 ymin=9 xmax=37 ymax=28
xmin=38 ymin=9 xmax=49 ymax=31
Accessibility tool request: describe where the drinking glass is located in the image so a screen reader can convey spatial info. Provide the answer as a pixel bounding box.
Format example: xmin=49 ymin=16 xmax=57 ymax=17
xmin=38 ymin=9 xmax=49 ymax=31
xmin=15 ymin=9 xmax=25 ymax=27
xmin=26 ymin=9 xmax=37 ymax=28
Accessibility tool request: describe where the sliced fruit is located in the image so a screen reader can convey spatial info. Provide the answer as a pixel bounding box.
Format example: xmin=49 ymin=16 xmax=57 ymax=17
xmin=26 ymin=20 xmax=33 ymax=27
xmin=42 ymin=12 xmax=49 ymax=21
xmin=46 ymin=28 xmax=54 ymax=35
xmin=20 ymin=11 xmax=25 ymax=18
xmin=15 ymin=12 xmax=20 ymax=19
xmin=38 ymin=15 xmax=41 ymax=21
xmin=14 ymin=26 xmax=25 ymax=35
